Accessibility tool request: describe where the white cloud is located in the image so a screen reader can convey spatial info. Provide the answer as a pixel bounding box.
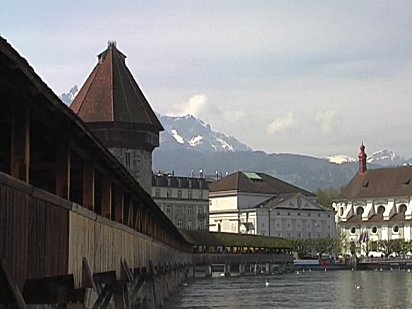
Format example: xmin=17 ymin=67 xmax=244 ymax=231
xmin=314 ymin=110 xmax=341 ymax=135
xmin=266 ymin=113 xmax=296 ymax=135
xmin=222 ymin=110 xmax=247 ymax=123
xmin=168 ymin=94 xmax=209 ymax=117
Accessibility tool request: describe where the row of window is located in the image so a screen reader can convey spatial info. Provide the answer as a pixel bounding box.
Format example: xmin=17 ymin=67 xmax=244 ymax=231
xmin=273 ymin=211 xmax=330 ymax=218
xmin=176 ymin=220 xmax=204 ymax=229
xmin=340 ymin=204 xmax=408 ymax=217
xmin=274 ymin=232 xmax=324 ymax=238
xmin=155 ymin=188 xmax=206 ymax=199
xmin=350 ymin=225 xmax=401 ymax=235
xmin=163 ymin=205 xmax=207 ymax=214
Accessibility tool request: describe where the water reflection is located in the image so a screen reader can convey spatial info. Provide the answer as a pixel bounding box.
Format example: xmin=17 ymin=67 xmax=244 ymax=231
xmin=169 ymin=270 xmax=412 ymax=308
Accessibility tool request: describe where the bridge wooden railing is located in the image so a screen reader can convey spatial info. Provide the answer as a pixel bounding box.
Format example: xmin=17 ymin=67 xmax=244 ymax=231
xmin=0 ymin=171 xmax=192 ymax=292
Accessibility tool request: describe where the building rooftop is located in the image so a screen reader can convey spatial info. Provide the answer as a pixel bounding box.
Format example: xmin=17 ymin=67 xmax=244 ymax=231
xmin=70 ymin=41 xmax=163 ymax=132
xmin=339 ymin=165 xmax=412 ymax=200
xmin=208 ymin=171 xmax=314 ymax=196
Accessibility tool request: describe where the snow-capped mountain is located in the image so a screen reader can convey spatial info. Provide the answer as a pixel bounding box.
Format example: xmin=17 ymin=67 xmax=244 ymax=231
xmin=328 ymin=150 xmax=412 ymax=166
xmin=59 ymin=85 xmax=79 ymax=105
xmin=367 ymin=149 xmax=410 ymax=166
xmin=157 ymin=114 xmax=251 ymax=152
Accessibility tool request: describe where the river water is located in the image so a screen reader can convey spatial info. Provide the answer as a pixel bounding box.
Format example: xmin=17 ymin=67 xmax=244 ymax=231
xmin=168 ymin=270 xmax=412 ymax=308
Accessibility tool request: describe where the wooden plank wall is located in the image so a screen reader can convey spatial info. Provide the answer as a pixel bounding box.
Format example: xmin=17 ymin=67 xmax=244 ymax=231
xmin=27 ymin=197 xmax=69 ymax=279
xmin=68 ymin=210 xmax=192 ymax=289
xmin=0 ymin=183 xmax=29 ymax=289
xmin=0 ymin=173 xmax=191 ymax=291
xmin=0 ymin=177 xmax=70 ymax=289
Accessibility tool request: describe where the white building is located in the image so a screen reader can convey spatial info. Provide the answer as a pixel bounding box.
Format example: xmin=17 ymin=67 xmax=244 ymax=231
xmin=152 ymin=174 xmax=209 ymax=230
xmin=209 ymin=171 xmax=335 ymax=239
xmin=333 ymin=144 xmax=412 ymax=255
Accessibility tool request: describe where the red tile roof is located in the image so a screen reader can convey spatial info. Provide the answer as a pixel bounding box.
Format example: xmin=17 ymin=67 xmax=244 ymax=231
xmin=208 ymin=171 xmax=314 ymax=196
xmin=340 ymin=166 xmax=412 ymax=200
xmin=70 ymin=42 xmax=163 ymax=131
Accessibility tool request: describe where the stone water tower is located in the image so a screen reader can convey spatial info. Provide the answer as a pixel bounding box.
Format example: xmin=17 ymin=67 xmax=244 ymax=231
xmin=70 ymin=42 xmax=163 ymax=193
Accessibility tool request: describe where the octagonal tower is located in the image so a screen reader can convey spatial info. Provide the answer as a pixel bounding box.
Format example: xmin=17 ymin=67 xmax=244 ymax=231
xmin=70 ymin=42 xmax=163 ymax=193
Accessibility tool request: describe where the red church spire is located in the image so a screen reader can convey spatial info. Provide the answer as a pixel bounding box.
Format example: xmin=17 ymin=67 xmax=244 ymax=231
xmin=358 ymin=142 xmax=367 ymax=175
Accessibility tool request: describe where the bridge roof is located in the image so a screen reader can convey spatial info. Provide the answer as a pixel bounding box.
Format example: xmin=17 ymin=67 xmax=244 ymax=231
xmin=180 ymin=230 xmax=292 ymax=249
xmin=0 ymin=36 xmax=185 ymax=245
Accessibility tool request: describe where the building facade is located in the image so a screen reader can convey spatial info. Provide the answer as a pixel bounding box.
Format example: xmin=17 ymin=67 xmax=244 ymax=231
xmin=333 ymin=144 xmax=412 ymax=256
xmin=152 ymin=174 xmax=209 ymax=230
xmin=209 ymin=172 xmax=335 ymax=239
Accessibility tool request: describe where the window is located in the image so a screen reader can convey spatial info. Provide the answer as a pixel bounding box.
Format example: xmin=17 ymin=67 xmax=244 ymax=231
xmin=155 ymin=189 xmax=160 ymax=197
xmin=177 ymin=220 xmax=182 ymax=228
xmin=377 ymin=206 xmax=385 ymax=214
xmin=125 ymin=152 xmax=131 ymax=168
xmin=166 ymin=205 xmax=171 ymax=214
xmin=188 ymin=190 xmax=192 ymax=199
xmin=308 ymin=213 xmax=311 ymax=217
xmin=399 ymin=204 xmax=407 ymax=213
xmin=167 ymin=189 xmax=172 ymax=198
xmin=178 ymin=206 xmax=182 ymax=214
xmin=350 ymin=226 xmax=356 ymax=234
xmin=177 ymin=190 xmax=182 ymax=198
xmin=393 ymin=225 xmax=400 ymax=233
xmin=188 ymin=207 xmax=192 ymax=215
xmin=287 ymin=212 xmax=291 ymax=216
xmin=356 ymin=207 xmax=364 ymax=216
xmin=371 ymin=226 xmax=378 ymax=234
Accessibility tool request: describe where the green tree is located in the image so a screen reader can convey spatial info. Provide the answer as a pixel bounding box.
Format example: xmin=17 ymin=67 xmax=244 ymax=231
xmin=316 ymin=188 xmax=341 ymax=209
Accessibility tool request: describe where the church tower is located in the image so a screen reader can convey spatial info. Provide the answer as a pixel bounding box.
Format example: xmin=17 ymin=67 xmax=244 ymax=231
xmin=70 ymin=42 xmax=163 ymax=193
xmin=358 ymin=142 xmax=367 ymax=175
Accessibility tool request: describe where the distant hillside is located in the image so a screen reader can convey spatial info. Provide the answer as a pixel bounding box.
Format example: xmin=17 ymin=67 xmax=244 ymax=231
xmin=153 ymin=148 xmax=360 ymax=192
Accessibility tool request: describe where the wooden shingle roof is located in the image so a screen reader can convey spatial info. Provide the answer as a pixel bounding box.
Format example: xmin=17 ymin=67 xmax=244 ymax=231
xmin=70 ymin=42 xmax=163 ymax=132
xmin=208 ymin=171 xmax=314 ymax=196
xmin=340 ymin=166 xmax=412 ymax=200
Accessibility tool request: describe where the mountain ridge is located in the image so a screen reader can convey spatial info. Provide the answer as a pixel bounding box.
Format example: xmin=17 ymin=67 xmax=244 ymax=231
xmin=60 ymin=87 xmax=411 ymax=191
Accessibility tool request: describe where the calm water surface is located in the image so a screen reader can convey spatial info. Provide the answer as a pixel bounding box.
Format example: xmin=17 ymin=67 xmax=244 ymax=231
xmin=169 ymin=270 xmax=412 ymax=308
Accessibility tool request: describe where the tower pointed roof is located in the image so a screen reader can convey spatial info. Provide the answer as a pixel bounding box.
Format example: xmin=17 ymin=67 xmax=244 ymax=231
xmin=70 ymin=41 xmax=163 ymax=132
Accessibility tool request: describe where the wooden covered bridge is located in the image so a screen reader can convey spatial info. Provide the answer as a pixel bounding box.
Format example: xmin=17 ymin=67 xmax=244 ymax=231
xmin=0 ymin=36 xmax=193 ymax=307
xmin=182 ymin=230 xmax=294 ymax=276
xmin=0 ymin=36 xmax=294 ymax=307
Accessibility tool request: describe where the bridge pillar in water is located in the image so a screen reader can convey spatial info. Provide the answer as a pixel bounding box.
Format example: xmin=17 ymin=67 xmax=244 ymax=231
xmin=265 ymin=262 xmax=271 ymax=274
xmin=224 ymin=263 xmax=231 ymax=277
xmin=205 ymin=266 xmax=212 ymax=278
xmin=239 ymin=264 xmax=246 ymax=276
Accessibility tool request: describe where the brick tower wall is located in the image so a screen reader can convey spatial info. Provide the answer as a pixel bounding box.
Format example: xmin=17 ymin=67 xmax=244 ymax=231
xmin=109 ymin=147 xmax=153 ymax=194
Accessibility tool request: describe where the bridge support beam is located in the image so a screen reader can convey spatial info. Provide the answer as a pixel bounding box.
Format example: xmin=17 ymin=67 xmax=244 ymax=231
xmin=239 ymin=263 xmax=246 ymax=276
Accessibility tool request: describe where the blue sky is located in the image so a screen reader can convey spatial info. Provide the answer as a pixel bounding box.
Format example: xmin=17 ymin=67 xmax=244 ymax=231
xmin=2 ymin=1 xmax=412 ymax=158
